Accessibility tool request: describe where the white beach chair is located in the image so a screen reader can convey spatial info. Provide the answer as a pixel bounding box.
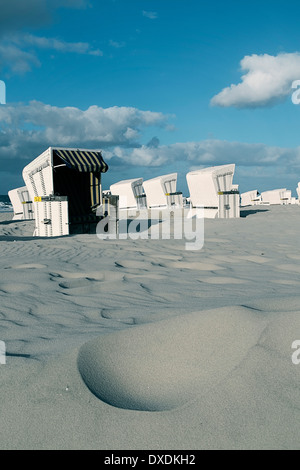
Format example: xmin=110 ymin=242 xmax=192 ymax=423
xmin=296 ymin=183 xmax=300 ymax=203
xmin=22 ymin=147 xmax=108 ymax=237
xmin=110 ymin=178 xmax=147 ymax=212
xmin=281 ymin=190 xmax=292 ymax=205
xmin=186 ymin=164 xmax=240 ymax=218
xmin=261 ymin=188 xmax=291 ymax=205
xmin=240 ymin=190 xmax=262 ymax=207
xmin=143 ymin=173 xmax=183 ymax=210
xmin=8 ymin=186 xmax=34 ymax=220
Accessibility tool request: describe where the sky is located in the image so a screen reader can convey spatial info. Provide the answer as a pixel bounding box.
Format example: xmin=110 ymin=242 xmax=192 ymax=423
xmin=1 ymin=0 xmax=300 ymax=196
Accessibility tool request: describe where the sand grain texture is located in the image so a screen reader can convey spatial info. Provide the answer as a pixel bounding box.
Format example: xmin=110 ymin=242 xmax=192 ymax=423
xmin=0 ymin=206 xmax=300 ymax=449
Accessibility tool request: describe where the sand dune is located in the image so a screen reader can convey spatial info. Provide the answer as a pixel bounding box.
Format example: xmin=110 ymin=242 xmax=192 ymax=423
xmin=0 ymin=206 xmax=300 ymax=449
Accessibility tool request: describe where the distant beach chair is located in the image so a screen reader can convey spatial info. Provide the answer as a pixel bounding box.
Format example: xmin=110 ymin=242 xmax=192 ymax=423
xmin=240 ymin=190 xmax=262 ymax=207
xmin=186 ymin=164 xmax=240 ymax=218
xmin=110 ymin=178 xmax=147 ymax=212
xmin=8 ymin=186 xmax=34 ymax=220
xmin=22 ymin=147 xmax=108 ymax=237
xmin=282 ymin=190 xmax=298 ymax=204
xmin=143 ymin=173 xmax=183 ymax=209
xmin=296 ymin=183 xmax=300 ymax=204
xmin=261 ymin=188 xmax=292 ymax=205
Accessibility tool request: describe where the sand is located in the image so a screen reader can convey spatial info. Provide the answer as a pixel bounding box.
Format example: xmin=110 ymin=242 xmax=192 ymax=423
xmin=0 ymin=205 xmax=300 ymax=449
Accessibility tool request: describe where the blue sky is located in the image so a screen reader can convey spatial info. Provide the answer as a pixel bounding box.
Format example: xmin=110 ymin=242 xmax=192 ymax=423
xmin=1 ymin=0 xmax=300 ymax=196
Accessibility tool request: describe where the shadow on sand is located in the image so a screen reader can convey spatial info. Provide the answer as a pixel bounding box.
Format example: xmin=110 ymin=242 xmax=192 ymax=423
xmin=240 ymin=208 xmax=269 ymax=218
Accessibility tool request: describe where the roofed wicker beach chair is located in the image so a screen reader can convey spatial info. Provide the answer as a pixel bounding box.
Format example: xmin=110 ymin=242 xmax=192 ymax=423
xmin=261 ymin=188 xmax=292 ymax=205
xmin=8 ymin=186 xmax=34 ymax=220
xmin=240 ymin=190 xmax=262 ymax=207
xmin=143 ymin=173 xmax=183 ymax=210
xmin=22 ymin=147 xmax=109 ymax=236
xmin=186 ymin=164 xmax=240 ymax=218
xmin=110 ymin=178 xmax=147 ymax=212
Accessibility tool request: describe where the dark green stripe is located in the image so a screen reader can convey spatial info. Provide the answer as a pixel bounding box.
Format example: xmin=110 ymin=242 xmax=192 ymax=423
xmin=83 ymin=151 xmax=97 ymax=171
xmin=54 ymin=149 xmax=108 ymax=173
xmin=74 ymin=151 xmax=89 ymax=171
xmin=57 ymin=149 xmax=78 ymax=169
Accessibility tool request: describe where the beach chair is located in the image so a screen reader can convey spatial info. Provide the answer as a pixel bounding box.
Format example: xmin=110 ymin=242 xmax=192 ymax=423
xmin=261 ymin=189 xmax=290 ymax=205
xmin=22 ymin=147 xmax=108 ymax=236
xmin=186 ymin=164 xmax=240 ymax=218
xmin=297 ymin=183 xmax=300 ymax=203
xmin=281 ymin=190 xmax=293 ymax=205
xmin=8 ymin=186 xmax=34 ymax=220
xmin=240 ymin=190 xmax=262 ymax=207
xmin=143 ymin=173 xmax=183 ymax=209
xmin=110 ymin=178 xmax=147 ymax=212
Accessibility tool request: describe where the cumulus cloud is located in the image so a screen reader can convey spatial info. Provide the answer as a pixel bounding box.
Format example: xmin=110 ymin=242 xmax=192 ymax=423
xmin=0 ymin=101 xmax=169 ymax=169
xmin=211 ymin=53 xmax=300 ymax=108
xmin=2 ymin=100 xmax=300 ymax=193
xmin=1 ymin=101 xmax=299 ymax=175
xmin=102 ymin=139 xmax=300 ymax=174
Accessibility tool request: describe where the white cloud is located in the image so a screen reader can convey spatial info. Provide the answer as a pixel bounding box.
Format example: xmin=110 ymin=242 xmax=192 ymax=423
xmin=142 ymin=10 xmax=158 ymax=19
xmin=211 ymin=53 xmax=300 ymax=108
xmin=0 ymin=33 xmax=102 ymax=74
xmin=0 ymin=43 xmax=40 ymax=74
xmin=102 ymin=139 xmax=300 ymax=174
xmin=1 ymin=101 xmax=299 ymax=175
xmin=14 ymin=33 xmax=103 ymax=56
xmin=0 ymin=101 xmax=169 ymax=167
xmin=1 ymin=100 xmax=300 ymax=193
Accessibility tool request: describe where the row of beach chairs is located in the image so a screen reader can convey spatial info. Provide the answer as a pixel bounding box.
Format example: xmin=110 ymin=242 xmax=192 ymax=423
xmin=7 ymin=146 xmax=300 ymax=237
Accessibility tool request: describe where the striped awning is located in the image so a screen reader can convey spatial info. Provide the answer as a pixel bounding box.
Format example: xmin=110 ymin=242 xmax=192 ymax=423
xmin=53 ymin=149 xmax=108 ymax=173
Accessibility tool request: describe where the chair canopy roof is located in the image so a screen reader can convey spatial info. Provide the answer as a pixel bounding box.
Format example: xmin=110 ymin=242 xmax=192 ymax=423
xmin=53 ymin=148 xmax=108 ymax=173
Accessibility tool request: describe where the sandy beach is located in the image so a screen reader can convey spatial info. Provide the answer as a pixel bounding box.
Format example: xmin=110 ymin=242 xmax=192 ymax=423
xmin=0 ymin=205 xmax=300 ymax=450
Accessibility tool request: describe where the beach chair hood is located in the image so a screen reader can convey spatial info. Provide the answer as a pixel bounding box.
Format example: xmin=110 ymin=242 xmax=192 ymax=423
xmin=53 ymin=148 xmax=108 ymax=173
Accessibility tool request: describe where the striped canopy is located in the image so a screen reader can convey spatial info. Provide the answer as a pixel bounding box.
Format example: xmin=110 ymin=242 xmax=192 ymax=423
xmin=53 ymin=148 xmax=108 ymax=173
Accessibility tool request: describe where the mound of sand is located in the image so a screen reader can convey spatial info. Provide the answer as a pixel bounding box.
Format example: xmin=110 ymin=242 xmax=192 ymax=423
xmin=78 ymin=306 xmax=267 ymax=411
